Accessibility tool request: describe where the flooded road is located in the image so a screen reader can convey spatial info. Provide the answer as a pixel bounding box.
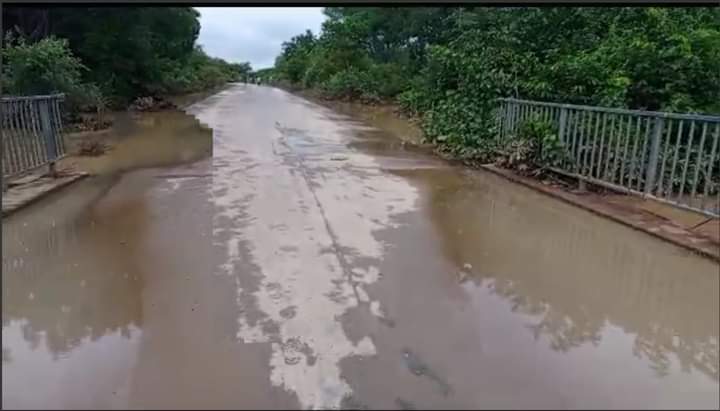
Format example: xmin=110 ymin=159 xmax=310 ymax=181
xmin=3 ymin=84 xmax=718 ymax=409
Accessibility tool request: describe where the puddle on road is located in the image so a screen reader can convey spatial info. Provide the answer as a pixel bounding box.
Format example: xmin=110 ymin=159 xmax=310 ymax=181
xmin=340 ymin=164 xmax=719 ymax=409
xmin=2 ymin=85 xmax=717 ymax=409
xmin=1 ymin=107 xmax=225 ymax=409
xmin=62 ymin=109 xmax=212 ymax=176
xmin=310 ymin=95 xmax=720 ymax=409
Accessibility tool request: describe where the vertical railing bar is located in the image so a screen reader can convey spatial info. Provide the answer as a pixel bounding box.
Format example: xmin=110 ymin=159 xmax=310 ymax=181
xmin=10 ymin=102 xmax=23 ymax=175
xmin=27 ymin=99 xmax=44 ymax=167
xmin=677 ymin=120 xmax=696 ymax=203
xmin=595 ymin=113 xmax=607 ymax=179
xmin=603 ymin=114 xmax=617 ymax=181
xmin=575 ymin=110 xmax=587 ymax=174
xmin=3 ymin=102 xmax=21 ymax=175
xmin=34 ymin=99 xmax=49 ymax=165
xmin=497 ymin=104 xmax=504 ymax=139
xmin=10 ymin=100 xmax=25 ymax=171
xmin=28 ymin=99 xmax=45 ymax=167
xmin=506 ymin=101 xmax=512 ymax=139
xmin=619 ymin=115 xmax=634 ymax=186
xmin=570 ymin=110 xmax=581 ymax=166
xmin=635 ymin=116 xmax=652 ymax=192
xmin=525 ymin=106 xmax=534 ymax=122
xmin=13 ymin=101 xmax=31 ymax=172
xmin=518 ymin=103 xmax=524 ymax=129
xmin=18 ymin=100 xmax=34 ymax=168
xmin=644 ymin=116 xmax=665 ymax=195
xmin=702 ymin=123 xmax=719 ymax=212
xmin=499 ymin=102 xmax=505 ymax=140
xmin=588 ymin=111 xmax=602 ymax=178
xmin=6 ymin=101 xmax=19 ymax=174
xmin=584 ymin=111 xmax=595 ymax=176
xmin=497 ymin=103 xmax=503 ymax=140
xmin=610 ymin=115 xmax=625 ymax=183
xmin=689 ymin=122 xmax=708 ymax=208
xmin=525 ymin=106 xmax=535 ymax=124
xmin=38 ymin=98 xmax=58 ymax=176
xmin=1 ymin=104 xmax=7 ymax=176
xmin=667 ymin=120 xmax=684 ymax=200
xmin=626 ymin=115 xmax=642 ymax=187
xmin=50 ymin=99 xmax=65 ymax=161
xmin=505 ymin=102 xmax=511 ymax=139
xmin=55 ymin=98 xmax=63 ymax=155
xmin=565 ymin=109 xmax=578 ymax=170
xmin=655 ymin=119 xmax=673 ymax=197
xmin=1 ymin=103 xmax=12 ymax=175
xmin=557 ymin=107 xmax=568 ymax=162
xmin=506 ymin=102 xmax=512 ymax=137
xmin=503 ymin=102 xmax=509 ymax=139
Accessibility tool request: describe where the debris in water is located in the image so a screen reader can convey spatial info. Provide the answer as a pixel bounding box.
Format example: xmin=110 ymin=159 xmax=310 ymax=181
xmin=395 ymin=398 xmax=416 ymax=410
xmin=402 ymin=349 xmax=427 ymax=376
xmin=330 ymin=155 xmax=349 ymax=161
xmin=457 ymin=270 xmax=469 ymax=283
xmin=402 ymin=348 xmax=453 ymax=397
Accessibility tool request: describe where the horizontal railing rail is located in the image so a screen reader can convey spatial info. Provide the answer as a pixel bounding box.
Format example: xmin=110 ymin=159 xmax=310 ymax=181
xmin=495 ymin=98 xmax=720 ymax=217
xmin=1 ymin=93 xmax=66 ymax=181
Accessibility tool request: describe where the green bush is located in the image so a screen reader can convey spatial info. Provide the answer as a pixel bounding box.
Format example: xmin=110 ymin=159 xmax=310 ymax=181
xmin=3 ymin=7 xmax=251 ymax=107
xmin=516 ymin=119 xmax=566 ymax=167
xmin=320 ymin=68 xmax=370 ymax=99
xmin=1 ymin=34 xmax=104 ymax=113
xmin=274 ymin=7 xmax=720 ymax=169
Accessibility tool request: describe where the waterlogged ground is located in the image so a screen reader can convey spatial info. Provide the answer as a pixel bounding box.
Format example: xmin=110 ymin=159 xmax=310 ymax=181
xmin=2 ymin=84 xmax=718 ymax=409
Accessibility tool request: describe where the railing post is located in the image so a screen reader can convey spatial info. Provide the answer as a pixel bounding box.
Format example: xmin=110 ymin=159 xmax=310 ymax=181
xmin=38 ymin=99 xmax=58 ymax=178
xmin=644 ymin=116 xmax=664 ymax=195
xmin=558 ymin=107 xmax=568 ymax=144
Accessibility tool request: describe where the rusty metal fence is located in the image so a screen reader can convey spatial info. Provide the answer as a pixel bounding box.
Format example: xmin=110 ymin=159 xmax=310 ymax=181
xmin=1 ymin=93 xmax=66 ymax=181
xmin=495 ymin=98 xmax=720 ymax=217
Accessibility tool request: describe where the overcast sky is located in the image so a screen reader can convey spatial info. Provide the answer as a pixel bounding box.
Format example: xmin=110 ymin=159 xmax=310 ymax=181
xmin=196 ymin=7 xmax=326 ymax=70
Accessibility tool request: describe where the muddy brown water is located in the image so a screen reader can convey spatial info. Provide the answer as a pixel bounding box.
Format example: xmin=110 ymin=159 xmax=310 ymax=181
xmin=2 ymin=84 xmax=718 ymax=409
xmin=61 ymin=109 xmax=212 ymax=176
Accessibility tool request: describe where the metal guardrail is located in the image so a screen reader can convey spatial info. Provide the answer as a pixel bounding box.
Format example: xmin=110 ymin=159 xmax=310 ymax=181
xmin=495 ymin=98 xmax=720 ymax=217
xmin=1 ymin=93 xmax=66 ymax=181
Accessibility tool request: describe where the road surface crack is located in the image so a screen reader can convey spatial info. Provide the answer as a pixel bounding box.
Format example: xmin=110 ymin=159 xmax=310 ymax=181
xmin=275 ymin=124 xmax=362 ymax=304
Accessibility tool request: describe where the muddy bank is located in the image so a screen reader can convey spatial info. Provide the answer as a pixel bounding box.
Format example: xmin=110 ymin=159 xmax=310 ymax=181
xmin=58 ymin=84 xmax=241 ymax=177
xmin=273 ymin=86 xmax=426 ymax=146
xmin=62 ymin=82 xmax=238 ymax=134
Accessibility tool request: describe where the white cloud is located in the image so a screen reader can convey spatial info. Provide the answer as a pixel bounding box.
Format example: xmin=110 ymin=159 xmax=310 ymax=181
xmin=196 ymin=7 xmax=326 ymax=70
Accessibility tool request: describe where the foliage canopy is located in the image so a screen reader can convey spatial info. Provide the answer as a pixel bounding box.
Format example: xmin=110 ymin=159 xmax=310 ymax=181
xmin=273 ymin=7 xmax=720 ymax=149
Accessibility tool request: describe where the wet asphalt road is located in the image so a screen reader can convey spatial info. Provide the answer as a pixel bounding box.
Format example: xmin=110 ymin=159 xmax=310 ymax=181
xmin=2 ymin=84 xmax=719 ymax=409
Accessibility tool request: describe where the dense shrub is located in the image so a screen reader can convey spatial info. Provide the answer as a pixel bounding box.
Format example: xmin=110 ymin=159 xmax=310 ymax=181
xmin=274 ymin=7 xmax=720 ymax=159
xmin=1 ymin=35 xmax=102 ymax=112
xmin=2 ymin=7 xmax=252 ymax=109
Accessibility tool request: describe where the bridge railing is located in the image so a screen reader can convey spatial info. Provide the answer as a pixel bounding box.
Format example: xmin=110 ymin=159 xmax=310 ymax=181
xmin=1 ymin=93 xmax=66 ymax=181
xmin=495 ymin=98 xmax=720 ymax=217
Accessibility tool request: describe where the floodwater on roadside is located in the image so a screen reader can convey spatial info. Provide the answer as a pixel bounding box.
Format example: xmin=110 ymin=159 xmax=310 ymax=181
xmin=61 ymin=109 xmax=212 ymax=177
xmin=2 ymin=85 xmax=718 ymax=409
